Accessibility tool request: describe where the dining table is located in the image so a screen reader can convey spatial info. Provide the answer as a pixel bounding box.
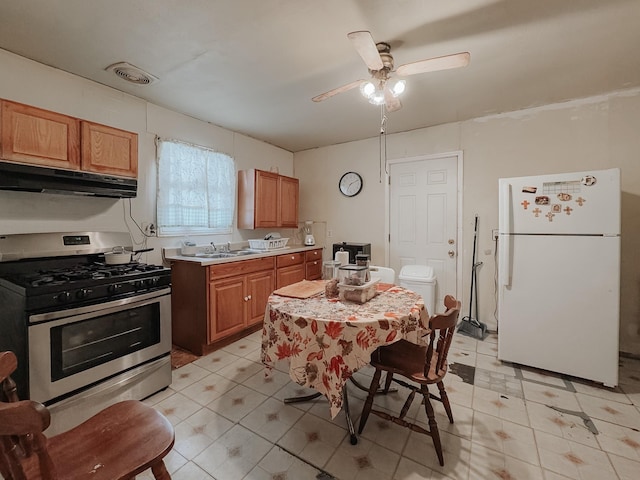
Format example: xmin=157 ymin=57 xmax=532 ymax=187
xmin=260 ymin=279 xmax=429 ymax=443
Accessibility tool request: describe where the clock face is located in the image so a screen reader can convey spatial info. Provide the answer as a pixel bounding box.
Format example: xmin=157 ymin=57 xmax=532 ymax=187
xmin=339 ymin=171 xmax=363 ymax=197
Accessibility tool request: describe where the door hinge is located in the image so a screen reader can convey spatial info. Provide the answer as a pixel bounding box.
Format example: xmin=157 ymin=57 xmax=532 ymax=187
xmin=388 ymin=233 xmax=391 ymax=243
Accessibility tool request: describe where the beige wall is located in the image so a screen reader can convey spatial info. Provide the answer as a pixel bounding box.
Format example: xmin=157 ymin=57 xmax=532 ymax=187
xmin=2 ymin=47 xmax=638 ymax=356
xmin=0 ymin=49 xmax=294 ymax=266
xmin=294 ymin=90 xmax=640 ymax=356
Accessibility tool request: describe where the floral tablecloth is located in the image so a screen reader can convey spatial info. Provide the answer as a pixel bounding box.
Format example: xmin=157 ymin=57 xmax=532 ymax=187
xmin=261 ymin=284 xmax=428 ymax=418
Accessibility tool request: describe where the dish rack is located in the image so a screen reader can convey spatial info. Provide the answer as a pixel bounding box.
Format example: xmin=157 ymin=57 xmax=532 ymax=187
xmin=247 ymin=237 xmax=289 ymax=251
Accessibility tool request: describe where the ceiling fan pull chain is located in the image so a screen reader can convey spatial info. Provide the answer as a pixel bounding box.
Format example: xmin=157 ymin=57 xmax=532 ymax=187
xmin=379 ymin=105 xmax=388 ymax=182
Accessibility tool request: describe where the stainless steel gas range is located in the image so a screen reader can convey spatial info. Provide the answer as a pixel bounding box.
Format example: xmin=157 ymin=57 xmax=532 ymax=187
xmin=0 ymin=232 xmax=172 ymax=434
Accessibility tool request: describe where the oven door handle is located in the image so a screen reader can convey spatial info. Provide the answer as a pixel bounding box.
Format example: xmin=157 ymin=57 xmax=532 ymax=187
xmin=29 ymin=287 xmax=171 ymax=324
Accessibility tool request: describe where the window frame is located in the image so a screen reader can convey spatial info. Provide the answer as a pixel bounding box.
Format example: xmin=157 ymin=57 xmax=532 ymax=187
xmin=156 ymin=138 xmax=236 ymax=237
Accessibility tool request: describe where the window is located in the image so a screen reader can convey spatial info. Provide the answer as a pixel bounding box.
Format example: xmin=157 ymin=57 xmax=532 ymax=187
xmin=157 ymin=139 xmax=235 ymax=236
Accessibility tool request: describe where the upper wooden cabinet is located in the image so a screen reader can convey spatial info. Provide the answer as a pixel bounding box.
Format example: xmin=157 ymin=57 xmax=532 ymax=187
xmin=0 ymin=99 xmax=138 ymax=178
xmin=238 ymin=169 xmax=299 ymax=229
xmin=278 ymin=174 xmax=299 ymax=228
xmin=0 ymin=100 xmax=80 ymax=170
xmin=81 ymin=121 xmax=138 ymax=178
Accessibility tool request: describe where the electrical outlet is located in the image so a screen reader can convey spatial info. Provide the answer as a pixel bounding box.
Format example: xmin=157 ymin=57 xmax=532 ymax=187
xmin=143 ymin=222 xmax=156 ymax=236
xmin=327 ymin=229 xmax=333 ymax=238
xmin=492 ymin=229 xmax=499 ymax=240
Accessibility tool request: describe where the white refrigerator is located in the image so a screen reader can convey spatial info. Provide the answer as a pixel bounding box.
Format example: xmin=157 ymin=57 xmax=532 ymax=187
xmin=498 ymin=168 xmax=620 ymax=387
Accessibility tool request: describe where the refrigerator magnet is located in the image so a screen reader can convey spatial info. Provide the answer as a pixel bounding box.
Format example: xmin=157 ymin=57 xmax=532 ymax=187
xmin=551 ymin=204 xmax=562 ymax=213
xmin=535 ymin=196 xmax=550 ymax=205
xmin=581 ymin=175 xmax=597 ymax=186
xmin=522 ymin=186 xmax=537 ymax=194
xmin=557 ymin=193 xmax=572 ymax=201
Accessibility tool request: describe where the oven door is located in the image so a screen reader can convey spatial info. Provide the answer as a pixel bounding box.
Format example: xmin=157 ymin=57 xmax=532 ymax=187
xmin=28 ymin=288 xmax=171 ymax=404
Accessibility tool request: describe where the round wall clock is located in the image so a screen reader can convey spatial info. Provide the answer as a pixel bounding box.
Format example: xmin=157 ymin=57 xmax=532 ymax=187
xmin=339 ymin=171 xmax=363 ymax=197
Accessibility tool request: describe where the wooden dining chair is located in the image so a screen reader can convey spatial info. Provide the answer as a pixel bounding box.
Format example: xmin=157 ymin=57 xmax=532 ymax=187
xmin=358 ymin=295 xmax=461 ymax=466
xmin=0 ymin=351 xmax=175 ymax=480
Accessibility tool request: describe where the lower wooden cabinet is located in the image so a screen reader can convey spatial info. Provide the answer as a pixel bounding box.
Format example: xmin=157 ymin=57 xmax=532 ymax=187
xmin=208 ymin=268 xmax=275 ymax=342
xmin=171 ymin=257 xmax=275 ymax=355
xmin=171 ymin=248 xmax=323 ymax=355
xmin=305 ymin=248 xmax=323 ymax=280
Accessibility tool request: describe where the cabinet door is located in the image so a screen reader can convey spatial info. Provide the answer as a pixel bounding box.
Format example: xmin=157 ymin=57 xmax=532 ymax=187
xmin=81 ymin=121 xmax=138 ymax=178
xmin=276 ymin=264 xmax=305 ymax=289
xmin=209 ymin=276 xmax=246 ymax=342
xmin=246 ymin=270 xmax=275 ymax=327
xmin=1 ymin=100 xmax=80 ymax=169
xmin=306 ymin=259 xmax=322 ymax=280
xmin=278 ymin=175 xmax=299 ymax=227
xmin=255 ymin=170 xmax=279 ymax=228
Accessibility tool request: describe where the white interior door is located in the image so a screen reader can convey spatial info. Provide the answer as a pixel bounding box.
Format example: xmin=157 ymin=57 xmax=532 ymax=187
xmin=389 ymin=154 xmax=459 ymax=311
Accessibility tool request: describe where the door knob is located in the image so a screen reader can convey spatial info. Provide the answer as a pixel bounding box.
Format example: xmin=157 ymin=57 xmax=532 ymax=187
xmin=448 ymin=250 xmax=455 ymax=258
xmin=448 ymin=239 xmax=455 ymax=245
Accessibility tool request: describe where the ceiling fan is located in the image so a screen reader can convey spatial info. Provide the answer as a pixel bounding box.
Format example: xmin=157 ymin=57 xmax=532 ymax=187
xmin=312 ymin=31 xmax=470 ymax=112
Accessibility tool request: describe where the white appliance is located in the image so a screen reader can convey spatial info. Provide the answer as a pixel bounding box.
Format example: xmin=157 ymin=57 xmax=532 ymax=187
xmin=498 ymin=168 xmax=620 ymax=387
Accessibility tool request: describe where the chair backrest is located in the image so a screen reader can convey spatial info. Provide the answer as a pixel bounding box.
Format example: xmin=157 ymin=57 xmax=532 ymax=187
xmin=0 ymin=351 xmax=56 ymax=480
xmin=424 ymin=295 xmax=460 ymax=379
xmin=369 ymin=265 xmax=396 ymax=283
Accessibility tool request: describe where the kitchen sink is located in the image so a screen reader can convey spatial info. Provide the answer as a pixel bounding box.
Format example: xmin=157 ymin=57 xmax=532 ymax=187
xmin=195 ymin=253 xmax=224 ymax=258
xmin=195 ymin=250 xmax=254 ymax=259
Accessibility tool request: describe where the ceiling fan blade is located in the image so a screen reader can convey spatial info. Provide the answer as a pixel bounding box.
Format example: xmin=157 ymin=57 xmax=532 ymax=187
xmin=384 ymin=89 xmax=402 ymax=112
xmin=347 ymin=31 xmax=384 ymax=71
xmin=312 ymin=79 xmax=365 ymax=103
xmin=396 ymin=52 xmax=470 ymax=77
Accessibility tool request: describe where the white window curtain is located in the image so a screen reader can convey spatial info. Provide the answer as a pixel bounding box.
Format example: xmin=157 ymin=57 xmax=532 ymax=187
xmin=157 ymin=139 xmax=236 ymax=236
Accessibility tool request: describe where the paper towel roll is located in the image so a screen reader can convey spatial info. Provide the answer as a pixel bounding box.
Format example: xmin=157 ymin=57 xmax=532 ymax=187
xmin=335 ymin=250 xmax=349 ymax=266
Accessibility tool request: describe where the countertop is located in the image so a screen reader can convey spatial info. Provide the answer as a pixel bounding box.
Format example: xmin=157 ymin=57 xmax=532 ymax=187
xmin=163 ymin=245 xmax=324 ymax=266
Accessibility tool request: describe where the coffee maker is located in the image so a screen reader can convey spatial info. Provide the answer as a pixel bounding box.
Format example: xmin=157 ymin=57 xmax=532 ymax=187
xmin=303 ymin=221 xmax=315 ymax=246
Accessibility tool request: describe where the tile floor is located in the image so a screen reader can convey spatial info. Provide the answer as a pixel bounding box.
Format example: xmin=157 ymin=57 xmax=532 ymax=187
xmin=132 ymin=331 xmax=640 ymax=480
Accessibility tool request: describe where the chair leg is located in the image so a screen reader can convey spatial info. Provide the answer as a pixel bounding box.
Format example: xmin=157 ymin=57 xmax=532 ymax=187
xmin=151 ymin=460 xmax=171 ymax=480
xmin=358 ymin=368 xmax=382 ymax=434
xmin=422 ymin=385 xmax=444 ymax=467
xmin=437 ymin=380 xmax=454 ymax=424
xmin=383 ymin=372 xmax=393 ymax=393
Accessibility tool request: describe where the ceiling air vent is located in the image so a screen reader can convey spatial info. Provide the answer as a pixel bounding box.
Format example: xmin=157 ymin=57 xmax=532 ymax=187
xmin=105 ymin=62 xmax=158 ymax=85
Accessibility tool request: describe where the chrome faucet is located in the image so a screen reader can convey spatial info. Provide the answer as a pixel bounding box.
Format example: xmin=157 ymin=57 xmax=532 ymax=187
xmin=210 ymin=242 xmax=217 ymax=252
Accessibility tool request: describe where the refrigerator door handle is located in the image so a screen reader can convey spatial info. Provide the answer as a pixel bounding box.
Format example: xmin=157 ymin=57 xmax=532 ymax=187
xmin=499 ymin=181 xmax=512 ymax=286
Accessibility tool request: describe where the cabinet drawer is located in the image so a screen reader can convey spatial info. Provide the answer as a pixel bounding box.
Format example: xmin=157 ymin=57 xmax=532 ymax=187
xmin=276 ymin=252 xmax=304 ymax=268
xmin=305 ymin=249 xmax=323 ymax=262
xmin=209 ymin=257 xmax=275 ymax=280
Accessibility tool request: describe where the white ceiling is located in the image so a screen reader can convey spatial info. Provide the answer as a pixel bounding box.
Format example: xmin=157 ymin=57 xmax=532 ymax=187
xmin=1 ymin=0 xmax=639 ymax=153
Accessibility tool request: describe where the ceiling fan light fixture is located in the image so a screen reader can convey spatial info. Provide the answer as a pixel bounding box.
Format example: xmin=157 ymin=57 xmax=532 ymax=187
xmin=360 ymin=81 xmax=376 ymax=98
xmin=368 ymin=89 xmax=385 ymax=106
xmin=389 ymin=79 xmax=406 ymax=97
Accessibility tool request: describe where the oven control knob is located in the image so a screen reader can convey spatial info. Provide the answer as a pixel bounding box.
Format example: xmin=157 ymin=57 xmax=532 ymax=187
xmin=145 ymin=277 xmax=159 ymax=287
xmin=133 ymin=280 xmax=145 ymax=290
xmin=108 ymin=284 xmax=122 ymax=294
xmin=76 ymin=288 xmax=92 ymax=299
xmin=56 ymin=291 xmax=71 ymax=303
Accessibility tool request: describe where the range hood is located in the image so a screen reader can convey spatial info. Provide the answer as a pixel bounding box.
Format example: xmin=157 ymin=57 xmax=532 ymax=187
xmin=0 ymin=161 xmax=137 ymax=198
